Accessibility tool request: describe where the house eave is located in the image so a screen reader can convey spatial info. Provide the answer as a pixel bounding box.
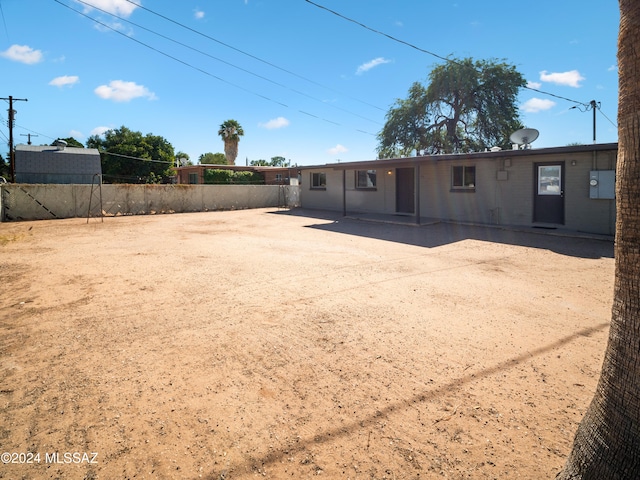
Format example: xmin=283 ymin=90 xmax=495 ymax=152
xmin=299 ymin=142 xmax=618 ymax=171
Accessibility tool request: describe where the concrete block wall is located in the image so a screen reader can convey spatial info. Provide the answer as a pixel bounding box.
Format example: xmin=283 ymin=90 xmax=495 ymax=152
xmin=1 ymin=184 xmax=300 ymax=221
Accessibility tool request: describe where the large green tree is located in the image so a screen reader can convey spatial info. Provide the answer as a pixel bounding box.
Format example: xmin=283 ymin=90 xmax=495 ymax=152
xmin=217 ymin=119 xmax=244 ymax=165
xmin=250 ymin=156 xmax=290 ymax=167
xmin=87 ymin=126 xmax=175 ymax=184
xmin=558 ymin=1 xmax=640 ymax=477
xmin=0 ymin=153 xmax=10 ymax=180
xmin=199 ymin=152 xmax=227 ymax=164
xmin=377 ymin=57 xmax=525 ymax=157
xmin=175 ymin=151 xmax=191 ymax=166
xmin=52 ymin=137 xmax=84 ymax=148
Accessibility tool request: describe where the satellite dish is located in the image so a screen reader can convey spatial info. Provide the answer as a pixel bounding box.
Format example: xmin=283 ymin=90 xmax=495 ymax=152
xmin=510 ymin=128 xmax=539 ymax=149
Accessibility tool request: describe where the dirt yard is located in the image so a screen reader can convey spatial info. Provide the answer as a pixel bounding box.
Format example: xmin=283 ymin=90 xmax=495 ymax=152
xmin=0 ymin=208 xmax=615 ymax=479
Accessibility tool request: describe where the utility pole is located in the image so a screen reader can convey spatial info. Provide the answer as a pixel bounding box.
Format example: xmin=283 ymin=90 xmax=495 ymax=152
xmin=569 ymin=99 xmax=600 ymax=144
xmin=20 ymin=133 xmax=38 ymax=145
xmin=590 ymin=99 xmax=598 ymax=144
xmin=1 ymin=96 xmax=28 ymax=182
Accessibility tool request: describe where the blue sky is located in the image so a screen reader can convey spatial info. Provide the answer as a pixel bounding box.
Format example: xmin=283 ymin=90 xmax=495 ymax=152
xmin=0 ymin=0 xmax=619 ymax=166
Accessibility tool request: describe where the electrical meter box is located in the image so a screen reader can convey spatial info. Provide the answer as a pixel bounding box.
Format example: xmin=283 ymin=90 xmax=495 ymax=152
xmin=589 ymin=170 xmax=615 ymax=199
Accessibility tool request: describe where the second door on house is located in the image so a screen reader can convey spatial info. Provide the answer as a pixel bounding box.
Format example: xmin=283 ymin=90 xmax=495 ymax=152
xmin=533 ymin=162 xmax=565 ymax=225
xmin=396 ymin=167 xmax=415 ymax=214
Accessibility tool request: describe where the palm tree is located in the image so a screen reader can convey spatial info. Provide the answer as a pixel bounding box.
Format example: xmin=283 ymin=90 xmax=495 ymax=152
xmin=558 ymin=1 xmax=640 ymax=477
xmin=217 ymin=119 xmax=244 ymax=166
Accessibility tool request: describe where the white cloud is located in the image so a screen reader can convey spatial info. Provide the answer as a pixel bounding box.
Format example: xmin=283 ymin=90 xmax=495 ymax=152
xmin=540 ymin=70 xmax=585 ymax=88
xmin=526 ymin=81 xmax=541 ymax=89
xmin=356 ymin=57 xmax=392 ymax=75
xmin=194 ymin=9 xmax=205 ymax=19
xmin=69 ymin=130 xmax=84 ymax=139
xmin=0 ymin=44 xmax=43 ymax=64
xmin=90 ymin=126 xmax=111 ymax=136
xmin=73 ymin=0 xmax=138 ymax=17
xmin=94 ymin=80 xmax=157 ymax=102
xmin=522 ymin=98 xmax=556 ymax=113
xmin=49 ymin=75 xmax=80 ymax=87
xmin=328 ymin=144 xmax=348 ymax=155
xmin=608 ymin=64 xmax=618 ymax=72
xmin=259 ymin=117 xmax=290 ymax=130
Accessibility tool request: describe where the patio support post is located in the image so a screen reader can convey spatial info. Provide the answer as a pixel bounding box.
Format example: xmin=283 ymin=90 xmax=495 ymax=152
xmin=415 ymin=164 xmax=421 ymax=224
xmin=342 ymin=169 xmax=347 ymax=216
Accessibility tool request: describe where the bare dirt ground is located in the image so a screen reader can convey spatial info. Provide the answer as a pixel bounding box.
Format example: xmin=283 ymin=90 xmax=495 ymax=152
xmin=0 ymin=208 xmax=615 ymax=480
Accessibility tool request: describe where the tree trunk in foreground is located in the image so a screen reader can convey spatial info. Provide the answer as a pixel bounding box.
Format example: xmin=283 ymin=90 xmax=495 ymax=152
xmin=558 ymin=1 xmax=640 ymax=478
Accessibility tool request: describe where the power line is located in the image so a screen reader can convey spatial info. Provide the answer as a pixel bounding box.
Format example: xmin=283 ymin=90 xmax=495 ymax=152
xmin=14 ymin=124 xmax=56 ymax=142
xmin=72 ymin=0 xmax=381 ymax=126
xmin=122 ymin=0 xmax=385 ymax=113
xmin=304 ymin=0 xmax=591 ymax=108
xmin=0 ymin=0 xmax=9 ymax=44
xmin=53 ymin=0 xmax=377 ymax=136
xmin=597 ymin=105 xmax=617 ymax=129
xmin=102 ymin=151 xmax=173 ymax=164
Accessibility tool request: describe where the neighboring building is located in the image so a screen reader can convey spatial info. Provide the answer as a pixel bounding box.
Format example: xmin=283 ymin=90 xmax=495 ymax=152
xmin=176 ymin=164 xmax=299 ymax=185
xmin=15 ymin=142 xmax=101 ymax=184
xmin=299 ymin=143 xmax=617 ymax=236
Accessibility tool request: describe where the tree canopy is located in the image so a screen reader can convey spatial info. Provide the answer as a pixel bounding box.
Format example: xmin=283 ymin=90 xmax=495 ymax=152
xmin=377 ymin=57 xmax=526 ymax=158
xmin=87 ymin=126 xmax=175 ymax=184
xmin=0 ymin=154 xmax=9 ymax=180
xmin=52 ymin=137 xmax=84 ymax=148
xmin=175 ymin=151 xmax=191 ymax=166
xmin=199 ymin=152 xmax=227 ymax=164
xmin=250 ymin=156 xmax=290 ymax=167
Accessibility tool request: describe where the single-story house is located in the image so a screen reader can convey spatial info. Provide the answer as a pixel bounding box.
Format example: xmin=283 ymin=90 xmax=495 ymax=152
xmin=177 ymin=164 xmax=299 ymax=185
xmin=15 ymin=142 xmax=101 ymax=184
xmin=299 ymin=143 xmax=617 ymax=236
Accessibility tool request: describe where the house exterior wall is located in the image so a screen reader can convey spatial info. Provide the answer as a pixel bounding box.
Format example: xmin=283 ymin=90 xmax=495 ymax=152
xmin=300 ymin=169 xmax=344 ymax=211
xmin=299 ymin=145 xmax=617 ymax=236
xmin=177 ymin=165 xmax=296 ymax=185
xmin=15 ymin=146 xmax=101 ymax=184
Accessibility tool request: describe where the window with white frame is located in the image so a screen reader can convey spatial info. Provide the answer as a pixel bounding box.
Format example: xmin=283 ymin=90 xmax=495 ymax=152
xmin=355 ymin=169 xmax=377 ymax=189
xmin=311 ymin=172 xmax=326 ymax=189
xmin=452 ymin=166 xmax=476 ymax=190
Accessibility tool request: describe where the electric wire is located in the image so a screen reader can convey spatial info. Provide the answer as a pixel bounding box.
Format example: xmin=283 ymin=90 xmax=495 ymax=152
xmin=13 ymin=124 xmax=56 ymax=142
xmin=597 ymin=106 xmax=617 ymax=129
xmin=0 ymin=0 xmax=9 ymax=44
xmin=122 ymin=0 xmax=385 ymax=113
xmin=102 ymin=151 xmax=173 ymax=164
xmin=304 ymin=0 xmax=594 ymax=109
xmin=53 ymin=0 xmax=377 ymax=137
xmin=72 ymin=0 xmax=381 ymax=126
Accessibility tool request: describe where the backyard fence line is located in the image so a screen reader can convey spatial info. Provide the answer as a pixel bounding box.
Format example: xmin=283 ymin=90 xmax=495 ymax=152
xmin=0 ymin=183 xmax=300 ymax=222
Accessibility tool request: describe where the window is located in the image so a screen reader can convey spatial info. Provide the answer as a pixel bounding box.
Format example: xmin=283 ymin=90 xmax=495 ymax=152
xmin=537 ymin=165 xmax=561 ymax=195
xmin=356 ymin=169 xmax=377 ymax=189
xmin=275 ymin=173 xmax=283 ymax=182
xmin=188 ymin=173 xmax=198 ymax=184
xmin=311 ymin=172 xmax=326 ymax=189
xmin=452 ymin=166 xmax=475 ymax=190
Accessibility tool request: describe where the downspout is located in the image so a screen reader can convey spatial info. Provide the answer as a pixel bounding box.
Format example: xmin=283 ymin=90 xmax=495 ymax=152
xmin=342 ymin=170 xmax=347 ymax=217
xmin=415 ymin=163 xmax=421 ymax=224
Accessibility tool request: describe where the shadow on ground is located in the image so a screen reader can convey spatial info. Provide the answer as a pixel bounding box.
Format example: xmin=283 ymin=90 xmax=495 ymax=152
xmin=200 ymin=321 xmax=610 ymax=480
xmin=272 ymin=208 xmax=614 ymax=260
